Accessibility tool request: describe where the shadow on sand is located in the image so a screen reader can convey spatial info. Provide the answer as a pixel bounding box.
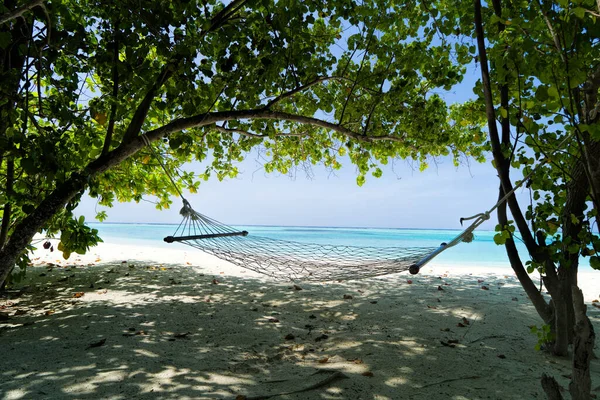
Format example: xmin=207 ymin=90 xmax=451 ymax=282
xmin=1 ymin=261 xmax=598 ymax=399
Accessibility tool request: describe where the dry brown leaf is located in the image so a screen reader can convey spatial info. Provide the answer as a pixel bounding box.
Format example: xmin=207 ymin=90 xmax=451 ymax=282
xmin=318 ymin=357 xmax=329 ymax=364
xmin=73 ymin=292 xmax=85 ymax=298
xmin=45 ymin=310 xmax=55 ymax=316
xmin=362 ymin=371 xmax=374 ymax=377
xmin=407 ymin=280 xmax=413 ymax=284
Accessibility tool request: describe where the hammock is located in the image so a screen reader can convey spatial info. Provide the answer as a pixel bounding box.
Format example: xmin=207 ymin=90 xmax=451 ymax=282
xmin=164 ymin=200 xmax=485 ymax=281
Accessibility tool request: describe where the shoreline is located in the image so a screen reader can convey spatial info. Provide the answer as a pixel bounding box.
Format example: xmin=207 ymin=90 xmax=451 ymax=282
xmin=25 ymin=239 xmax=600 ymax=302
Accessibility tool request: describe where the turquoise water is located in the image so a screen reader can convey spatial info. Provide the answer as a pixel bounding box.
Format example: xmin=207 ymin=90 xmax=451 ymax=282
xmin=87 ymin=222 xmax=589 ymax=270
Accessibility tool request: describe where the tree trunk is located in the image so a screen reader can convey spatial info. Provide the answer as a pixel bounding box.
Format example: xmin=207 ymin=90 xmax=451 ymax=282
xmin=0 ymin=173 xmax=88 ymax=286
xmin=569 ymin=286 xmax=595 ymax=400
xmin=541 ymin=373 xmax=564 ymax=400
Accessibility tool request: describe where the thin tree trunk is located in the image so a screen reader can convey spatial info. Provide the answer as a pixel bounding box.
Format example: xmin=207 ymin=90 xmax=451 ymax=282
xmin=569 ymin=286 xmax=595 ymax=400
xmin=473 ymin=0 xmax=552 ymax=323
xmin=0 ymin=159 xmax=14 ymax=249
xmin=541 ymin=373 xmax=565 ymax=400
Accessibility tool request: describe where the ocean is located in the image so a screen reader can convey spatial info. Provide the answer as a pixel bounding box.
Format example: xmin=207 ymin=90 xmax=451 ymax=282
xmin=87 ymin=223 xmax=595 ymax=272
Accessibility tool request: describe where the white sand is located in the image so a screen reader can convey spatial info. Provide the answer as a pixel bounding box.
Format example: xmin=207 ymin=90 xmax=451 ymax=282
xmin=1 ymin=241 xmax=599 ymax=399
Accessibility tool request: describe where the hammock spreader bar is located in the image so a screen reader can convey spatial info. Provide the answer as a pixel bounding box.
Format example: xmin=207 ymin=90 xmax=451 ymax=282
xmin=164 ymin=231 xmax=249 ymax=243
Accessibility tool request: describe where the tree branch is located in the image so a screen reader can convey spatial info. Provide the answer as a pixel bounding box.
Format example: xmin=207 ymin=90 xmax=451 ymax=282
xmin=0 ymin=0 xmax=44 ymax=25
xmin=88 ymin=107 xmax=418 ymax=176
xmin=265 ymin=76 xmax=348 ymax=109
xmin=212 ymin=124 xmax=308 ymax=139
xmin=534 ymin=0 xmax=566 ymax=63
xmin=119 ymin=59 xmax=178 ymax=144
xmin=102 ymin=22 xmax=120 ymax=155
xmin=0 ymin=160 xmax=14 ymax=250
xmin=474 ymin=0 xmax=540 ymax=258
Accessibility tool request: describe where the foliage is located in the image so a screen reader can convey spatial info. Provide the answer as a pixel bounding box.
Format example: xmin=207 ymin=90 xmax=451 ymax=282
xmin=449 ymin=0 xmax=600 ymax=274
xmin=530 ymin=324 xmax=555 ymax=351
xmin=0 ymin=0 xmax=487 ymax=270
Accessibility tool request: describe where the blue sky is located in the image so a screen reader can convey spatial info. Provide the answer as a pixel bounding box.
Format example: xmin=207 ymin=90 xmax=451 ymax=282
xmin=76 ymin=63 xmax=526 ymax=230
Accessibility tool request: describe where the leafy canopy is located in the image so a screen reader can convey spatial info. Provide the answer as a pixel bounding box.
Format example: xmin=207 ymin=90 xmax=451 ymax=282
xmin=0 ymin=0 xmax=484 ymax=261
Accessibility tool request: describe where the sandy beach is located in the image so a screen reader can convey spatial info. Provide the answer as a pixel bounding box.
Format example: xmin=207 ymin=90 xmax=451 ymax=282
xmin=1 ymin=241 xmax=599 ymax=399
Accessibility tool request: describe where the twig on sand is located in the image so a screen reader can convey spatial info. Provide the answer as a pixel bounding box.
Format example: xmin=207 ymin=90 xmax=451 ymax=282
xmin=467 ymin=334 xmax=508 ymax=344
xmin=243 ymin=370 xmax=348 ymax=400
xmin=418 ymin=375 xmax=481 ymax=389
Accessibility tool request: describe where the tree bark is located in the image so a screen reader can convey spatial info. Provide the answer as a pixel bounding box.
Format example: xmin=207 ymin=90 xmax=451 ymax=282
xmin=541 ymin=373 xmax=565 ymax=400
xmin=569 ymin=286 xmax=595 ymax=400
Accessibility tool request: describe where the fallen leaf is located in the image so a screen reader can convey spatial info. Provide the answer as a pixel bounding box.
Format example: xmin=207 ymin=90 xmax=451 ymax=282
xmin=212 ymin=279 xmax=219 ymax=285
xmin=73 ymin=292 xmax=85 ymax=298
xmin=592 ymin=299 xmax=598 ymax=303
xmin=293 ymin=285 xmax=303 ymax=291
xmin=45 ymin=310 xmax=55 ymax=316
xmin=481 ymin=286 xmax=489 ymax=290
xmin=268 ymin=318 xmax=280 ymax=323
xmin=407 ymin=280 xmax=413 ymax=284
xmin=318 ymin=357 xmax=329 ymax=364
xmin=352 ymin=358 xmax=364 ymax=364
xmin=362 ymin=371 xmax=374 ymax=377
xmin=427 ymin=305 xmax=437 ymax=309
xmin=173 ymin=332 xmax=190 ymax=339
xmin=315 ymin=334 xmax=329 ymax=342
xmin=284 ymin=333 xmax=295 ymax=340
xmin=477 ymin=279 xmax=484 ymax=283
xmin=86 ymin=338 xmax=106 ymax=349
xmin=343 ymin=294 xmax=353 ymax=300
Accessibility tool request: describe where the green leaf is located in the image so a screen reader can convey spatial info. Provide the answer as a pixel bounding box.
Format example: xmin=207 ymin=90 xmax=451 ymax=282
xmin=591 ymin=256 xmax=600 ymax=270
xmin=572 ymin=7 xmax=586 ymax=19
xmin=0 ymin=32 xmax=11 ymax=49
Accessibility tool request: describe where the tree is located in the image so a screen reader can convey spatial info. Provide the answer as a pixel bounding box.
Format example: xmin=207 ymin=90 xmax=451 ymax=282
xmin=0 ymin=0 xmax=485 ymax=287
xmin=449 ymin=0 xmax=598 ymax=397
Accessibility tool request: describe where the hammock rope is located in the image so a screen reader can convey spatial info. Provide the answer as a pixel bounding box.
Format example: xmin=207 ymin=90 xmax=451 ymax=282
xmin=140 ymin=132 xmax=573 ymax=281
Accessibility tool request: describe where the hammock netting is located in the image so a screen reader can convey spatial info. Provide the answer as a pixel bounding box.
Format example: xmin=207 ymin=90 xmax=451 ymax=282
xmin=165 ymin=201 xmax=443 ymax=281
